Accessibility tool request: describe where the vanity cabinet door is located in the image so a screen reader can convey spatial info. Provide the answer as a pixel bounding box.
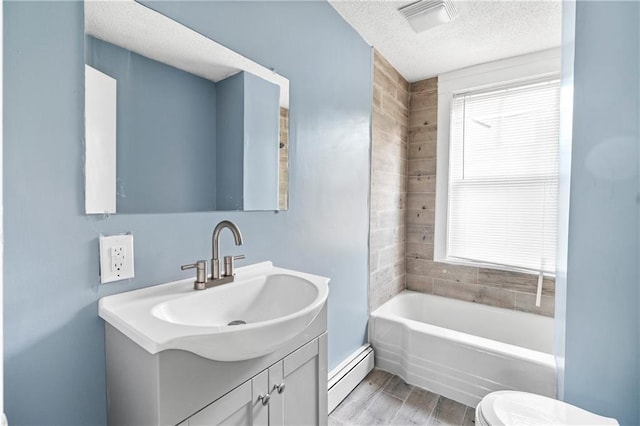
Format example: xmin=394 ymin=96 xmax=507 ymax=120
xmin=182 ymin=333 xmax=327 ymax=426
xmin=269 ymin=333 xmax=328 ymax=426
xmin=187 ymin=371 xmax=269 ymax=426
xmin=252 ymin=370 xmax=270 ymax=426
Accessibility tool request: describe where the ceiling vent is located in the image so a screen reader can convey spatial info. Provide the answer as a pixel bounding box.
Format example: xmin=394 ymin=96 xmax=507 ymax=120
xmin=399 ymin=0 xmax=458 ymax=33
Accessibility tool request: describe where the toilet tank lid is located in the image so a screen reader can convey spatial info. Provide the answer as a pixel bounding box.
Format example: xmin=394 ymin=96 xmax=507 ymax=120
xmin=478 ymin=391 xmax=618 ymax=426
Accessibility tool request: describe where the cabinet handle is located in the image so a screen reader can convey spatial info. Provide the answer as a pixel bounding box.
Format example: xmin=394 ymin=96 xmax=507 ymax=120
xmin=272 ymin=383 xmax=286 ymax=394
xmin=258 ymin=393 xmax=270 ymax=406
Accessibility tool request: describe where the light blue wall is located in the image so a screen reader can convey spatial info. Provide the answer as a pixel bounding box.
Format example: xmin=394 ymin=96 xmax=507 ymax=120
xmin=216 ymin=72 xmax=246 ymax=210
xmin=215 ymin=71 xmax=280 ymax=211
xmin=4 ymin=1 xmax=371 ymax=425
xmin=562 ymin=1 xmax=640 ymax=424
xmin=243 ymin=72 xmax=280 ymax=211
xmin=86 ymin=36 xmax=218 ymax=213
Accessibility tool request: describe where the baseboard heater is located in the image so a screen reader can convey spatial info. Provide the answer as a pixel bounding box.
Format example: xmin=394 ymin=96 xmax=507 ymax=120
xmin=327 ymin=344 xmax=375 ymax=414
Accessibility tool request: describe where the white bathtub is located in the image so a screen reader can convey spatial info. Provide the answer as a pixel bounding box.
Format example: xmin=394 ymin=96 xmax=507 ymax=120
xmin=370 ymin=291 xmax=556 ymax=407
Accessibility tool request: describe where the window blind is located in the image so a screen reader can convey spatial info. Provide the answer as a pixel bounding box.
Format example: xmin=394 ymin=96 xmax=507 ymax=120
xmin=447 ymin=78 xmax=560 ymax=273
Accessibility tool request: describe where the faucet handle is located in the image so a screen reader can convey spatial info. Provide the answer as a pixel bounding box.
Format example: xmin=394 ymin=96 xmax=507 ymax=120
xmin=223 ymin=255 xmax=245 ymax=277
xmin=181 ymin=260 xmax=207 ymax=289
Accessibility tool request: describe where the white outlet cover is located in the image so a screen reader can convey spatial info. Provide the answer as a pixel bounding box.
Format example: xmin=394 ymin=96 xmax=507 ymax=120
xmin=99 ymin=233 xmax=135 ymax=284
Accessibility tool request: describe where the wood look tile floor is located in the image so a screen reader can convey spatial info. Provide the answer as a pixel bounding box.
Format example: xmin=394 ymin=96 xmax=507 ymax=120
xmin=330 ymin=369 xmax=475 ymax=426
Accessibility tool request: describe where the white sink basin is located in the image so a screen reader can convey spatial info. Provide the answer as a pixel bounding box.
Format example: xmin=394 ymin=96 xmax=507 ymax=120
xmin=99 ymin=262 xmax=329 ymax=361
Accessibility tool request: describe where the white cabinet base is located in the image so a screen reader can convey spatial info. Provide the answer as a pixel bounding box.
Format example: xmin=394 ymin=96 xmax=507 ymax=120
xmin=105 ymin=305 xmax=327 ymax=426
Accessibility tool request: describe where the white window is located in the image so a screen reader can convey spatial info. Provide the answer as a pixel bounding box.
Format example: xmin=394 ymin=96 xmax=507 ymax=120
xmin=435 ymin=50 xmax=561 ymax=274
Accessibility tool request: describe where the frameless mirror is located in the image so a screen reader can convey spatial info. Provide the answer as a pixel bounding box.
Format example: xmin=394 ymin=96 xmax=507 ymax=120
xmin=84 ymin=0 xmax=289 ymax=214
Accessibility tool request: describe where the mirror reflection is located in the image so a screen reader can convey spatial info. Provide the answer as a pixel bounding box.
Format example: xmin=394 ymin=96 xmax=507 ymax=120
xmin=84 ymin=0 xmax=289 ymax=214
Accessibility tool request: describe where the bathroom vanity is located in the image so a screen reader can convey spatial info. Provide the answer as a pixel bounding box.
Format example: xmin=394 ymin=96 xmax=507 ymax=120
xmin=100 ymin=262 xmax=329 ymax=425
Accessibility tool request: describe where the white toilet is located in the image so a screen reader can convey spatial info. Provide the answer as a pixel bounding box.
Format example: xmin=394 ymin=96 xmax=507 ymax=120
xmin=476 ymin=391 xmax=619 ymax=426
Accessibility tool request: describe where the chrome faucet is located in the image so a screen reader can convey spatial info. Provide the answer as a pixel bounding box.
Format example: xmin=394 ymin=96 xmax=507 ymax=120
xmin=211 ymin=220 xmax=244 ymax=280
xmin=181 ymin=220 xmax=245 ymax=290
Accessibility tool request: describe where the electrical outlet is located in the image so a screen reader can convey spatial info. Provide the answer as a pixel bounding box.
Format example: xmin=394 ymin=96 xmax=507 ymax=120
xmin=110 ymin=246 xmax=125 ymax=272
xmin=99 ymin=234 xmax=135 ymax=283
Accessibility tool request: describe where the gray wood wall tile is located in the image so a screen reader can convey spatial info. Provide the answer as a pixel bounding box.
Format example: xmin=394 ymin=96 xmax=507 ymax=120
xmin=409 ymin=126 xmax=437 ymax=143
xmin=406 ymin=274 xmax=434 ymax=293
xmin=369 ymin=50 xmax=409 ymax=312
xmin=406 ymin=242 xmax=434 ymax=260
xmin=433 ymin=280 xmax=516 ymax=309
xmin=408 ymin=140 xmax=436 ymax=158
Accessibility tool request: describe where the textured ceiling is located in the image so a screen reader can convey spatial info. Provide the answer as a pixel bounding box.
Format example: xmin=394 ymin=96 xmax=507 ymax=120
xmin=329 ymin=0 xmax=562 ymax=82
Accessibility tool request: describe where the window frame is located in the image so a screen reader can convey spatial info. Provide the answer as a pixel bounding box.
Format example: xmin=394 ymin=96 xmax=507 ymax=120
xmin=434 ymin=48 xmax=561 ymax=275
